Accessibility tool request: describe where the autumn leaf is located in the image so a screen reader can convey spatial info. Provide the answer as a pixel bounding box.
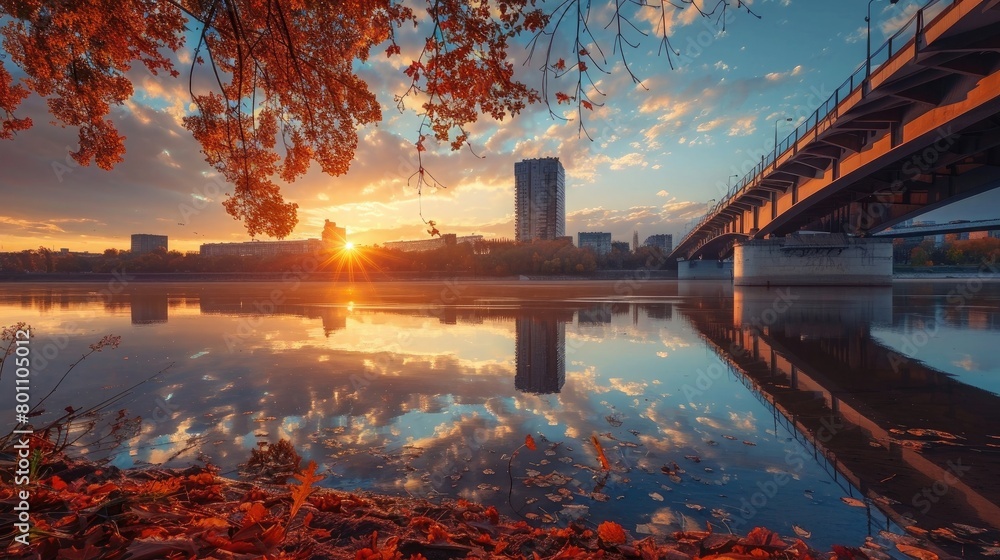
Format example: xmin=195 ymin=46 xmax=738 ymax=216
xmin=525 ymin=434 xmax=537 ymax=451
xmin=289 ymin=460 xmax=324 ymax=522
xmin=581 ymin=100 xmax=593 ymax=111
xmin=591 ymin=435 xmax=611 ymax=470
xmin=597 ymin=521 xmax=627 ymax=545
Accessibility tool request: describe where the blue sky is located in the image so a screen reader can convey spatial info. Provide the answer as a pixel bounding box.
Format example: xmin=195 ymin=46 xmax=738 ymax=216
xmin=1 ymin=0 xmax=995 ymax=253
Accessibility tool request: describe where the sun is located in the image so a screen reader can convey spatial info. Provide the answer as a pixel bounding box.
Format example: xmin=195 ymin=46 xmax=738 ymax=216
xmin=344 ymin=242 xmax=355 ymax=250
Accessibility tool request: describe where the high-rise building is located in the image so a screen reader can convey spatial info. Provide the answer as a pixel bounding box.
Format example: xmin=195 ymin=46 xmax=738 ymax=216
xmin=131 ymin=234 xmax=167 ymax=255
xmin=578 ymin=232 xmax=612 ymax=255
xmin=514 ymin=158 xmax=565 ymax=242
xmin=643 ymin=234 xmax=673 ymax=253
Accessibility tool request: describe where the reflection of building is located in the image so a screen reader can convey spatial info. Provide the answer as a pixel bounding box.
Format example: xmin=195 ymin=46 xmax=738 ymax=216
xmin=200 ymin=239 xmax=323 ymax=257
xmin=382 ymin=234 xmax=483 ymax=253
xmin=130 ymin=292 xmax=168 ymax=324
xmin=578 ymin=304 xmax=613 ymax=325
xmin=578 ymin=232 xmax=611 ymax=255
xmin=131 ymin=234 xmax=167 ymax=254
xmin=515 ymin=158 xmax=565 ymax=242
xmin=515 ymin=317 xmax=565 ymax=394
xmin=643 ymin=234 xmax=673 ymax=253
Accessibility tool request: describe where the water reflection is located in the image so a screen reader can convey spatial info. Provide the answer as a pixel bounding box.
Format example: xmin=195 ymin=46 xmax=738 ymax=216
xmin=1 ymin=281 xmax=999 ymax=552
xmin=515 ymin=317 xmax=566 ymax=394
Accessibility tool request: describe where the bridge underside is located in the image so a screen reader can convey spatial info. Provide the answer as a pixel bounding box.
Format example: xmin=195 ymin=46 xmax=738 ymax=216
xmin=672 ymin=0 xmax=1000 ymax=262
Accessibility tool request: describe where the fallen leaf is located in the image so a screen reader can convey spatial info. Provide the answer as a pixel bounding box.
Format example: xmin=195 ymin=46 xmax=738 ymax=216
xmin=792 ymin=524 xmax=811 ymax=538
xmin=840 ymin=496 xmax=866 ymax=507
xmin=896 ymin=543 xmax=939 ymax=560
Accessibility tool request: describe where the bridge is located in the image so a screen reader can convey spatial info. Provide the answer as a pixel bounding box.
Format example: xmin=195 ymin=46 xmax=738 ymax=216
xmin=670 ymin=0 xmax=1000 ymax=284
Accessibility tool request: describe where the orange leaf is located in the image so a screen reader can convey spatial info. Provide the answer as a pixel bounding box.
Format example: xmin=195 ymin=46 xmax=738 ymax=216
xmin=597 ymin=521 xmax=627 ymax=545
xmin=591 ymin=435 xmax=611 ymax=470
xmin=289 ymin=460 xmax=323 ymax=521
xmin=581 ymin=100 xmax=593 ymax=111
xmin=525 ymin=434 xmax=537 ymax=451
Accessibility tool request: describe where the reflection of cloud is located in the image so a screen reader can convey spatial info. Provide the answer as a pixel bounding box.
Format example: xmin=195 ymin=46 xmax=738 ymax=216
xmin=609 ymin=378 xmax=648 ymax=396
xmin=728 ymin=411 xmax=757 ymax=432
xmin=953 ymin=356 xmax=978 ymax=371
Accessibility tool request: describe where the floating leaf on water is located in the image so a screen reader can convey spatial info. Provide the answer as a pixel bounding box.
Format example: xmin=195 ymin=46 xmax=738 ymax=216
xmin=982 ymin=547 xmax=1000 ymax=556
xmin=904 ymin=526 xmax=929 ymax=537
xmin=722 ymin=435 xmax=737 ymax=440
xmin=526 ymin=469 xmax=541 ymax=477
xmin=711 ymin=508 xmax=731 ymax=521
xmin=544 ymin=450 xmax=556 ymax=456
xmin=649 ymin=492 xmax=664 ymax=501
xmin=896 ymin=544 xmax=939 ymax=560
xmin=685 ymin=503 xmax=705 ymax=511
xmin=591 ymin=492 xmax=610 ymax=502
xmin=525 ymin=512 xmax=539 ymax=520
xmin=841 ymin=496 xmax=866 ymax=507
xmin=742 ymin=440 xmax=756 ymax=446
xmin=704 ymin=467 xmax=714 ymax=473
xmin=792 ymin=524 xmax=811 ymax=538
xmin=669 ymin=475 xmax=682 ymax=484
xmin=558 ymin=457 xmax=573 ymax=463
xmin=889 ymin=428 xmax=906 ymax=435
xmin=706 ymin=440 xmax=718 ymax=446
xmin=906 ymin=428 xmax=962 ymax=440
xmin=482 ymin=469 xmax=495 ymax=475
xmin=869 ymin=441 xmax=883 ymax=448
xmin=684 ymin=455 xmax=701 ymax=463
xmin=878 ymin=530 xmax=919 ymax=546
xmin=952 ymin=523 xmax=987 ymax=535
xmin=929 ymin=527 xmax=961 ymax=542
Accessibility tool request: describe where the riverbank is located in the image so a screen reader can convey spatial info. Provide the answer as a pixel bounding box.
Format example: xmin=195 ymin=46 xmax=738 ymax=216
xmin=0 ymin=448 xmax=885 ymax=560
xmin=3 ymin=267 xmax=999 ymax=283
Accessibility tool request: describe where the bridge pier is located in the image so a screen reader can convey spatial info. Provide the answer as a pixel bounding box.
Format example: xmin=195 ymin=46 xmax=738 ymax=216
xmin=734 ymin=233 xmax=892 ymax=286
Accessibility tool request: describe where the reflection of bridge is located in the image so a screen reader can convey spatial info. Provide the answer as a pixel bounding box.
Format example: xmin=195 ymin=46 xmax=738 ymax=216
xmin=874 ymin=217 xmax=1000 ymax=237
xmin=677 ymin=286 xmax=1000 ymax=548
xmin=671 ymin=0 xmax=1000 ymax=284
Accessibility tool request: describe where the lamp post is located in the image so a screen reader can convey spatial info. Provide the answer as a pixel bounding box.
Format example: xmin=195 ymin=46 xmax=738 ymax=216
xmin=774 ymin=117 xmax=792 ymax=151
xmin=867 ymin=0 xmax=899 ymax=77
xmin=727 ymin=174 xmax=739 ymax=196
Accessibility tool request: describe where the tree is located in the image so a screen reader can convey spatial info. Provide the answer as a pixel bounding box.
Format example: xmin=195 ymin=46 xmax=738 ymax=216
xmin=1 ymin=0 xmax=757 ymax=237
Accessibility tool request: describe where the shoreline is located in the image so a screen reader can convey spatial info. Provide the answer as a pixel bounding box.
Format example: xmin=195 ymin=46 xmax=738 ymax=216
xmin=1 ymin=269 xmax=998 ymax=283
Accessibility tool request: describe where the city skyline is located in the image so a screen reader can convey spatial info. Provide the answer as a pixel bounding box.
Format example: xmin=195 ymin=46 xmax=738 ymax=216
xmin=3 ymin=1 xmax=1000 ymax=254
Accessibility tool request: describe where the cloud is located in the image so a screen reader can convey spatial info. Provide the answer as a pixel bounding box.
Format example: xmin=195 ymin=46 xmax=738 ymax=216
xmin=656 ymin=190 xmax=670 ymax=197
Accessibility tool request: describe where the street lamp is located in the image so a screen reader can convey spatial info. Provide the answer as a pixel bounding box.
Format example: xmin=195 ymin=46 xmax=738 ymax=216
xmin=867 ymin=0 xmax=899 ymax=77
xmin=774 ymin=117 xmax=792 ymax=151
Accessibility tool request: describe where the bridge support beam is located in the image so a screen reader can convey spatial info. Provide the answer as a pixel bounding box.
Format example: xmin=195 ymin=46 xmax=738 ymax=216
xmin=677 ymin=259 xmax=734 ymax=280
xmin=734 ymin=234 xmax=892 ymax=286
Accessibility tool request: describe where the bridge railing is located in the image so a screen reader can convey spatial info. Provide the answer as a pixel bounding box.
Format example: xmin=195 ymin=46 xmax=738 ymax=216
xmin=677 ymin=0 xmax=958 ymax=256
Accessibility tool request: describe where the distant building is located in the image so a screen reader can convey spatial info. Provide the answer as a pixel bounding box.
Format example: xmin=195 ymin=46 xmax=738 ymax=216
xmin=382 ymin=234 xmax=483 ymax=253
xmin=578 ymin=232 xmax=612 ymax=255
xmin=200 ymin=239 xmax=323 ymax=257
xmin=611 ymin=241 xmax=630 ymax=253
xmin=322 ymin=220 xmax=347 ymax=249
xmin=514 ymin=158 xmax=565 ymax=242
xmin=644 ymin=234 xmax=673 ymax=253
xmin=131 ymin=234 xmax=167 ymax=255
xmin=632 ymin=230 xmax=639 ymax=252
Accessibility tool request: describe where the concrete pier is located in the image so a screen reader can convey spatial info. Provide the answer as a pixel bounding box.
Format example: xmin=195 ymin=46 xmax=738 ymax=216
xmin=734 ymin=233 xmax=892 ymax=286
xmin=677 ymin=259 xmax=734 ymax=280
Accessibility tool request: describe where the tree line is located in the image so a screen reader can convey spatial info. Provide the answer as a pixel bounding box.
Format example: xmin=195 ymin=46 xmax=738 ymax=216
xmin=0 ymin=240 xmax=670 ymax=276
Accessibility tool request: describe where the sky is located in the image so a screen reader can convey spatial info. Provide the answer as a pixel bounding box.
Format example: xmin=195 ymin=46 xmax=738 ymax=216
xmin=2 ymin=0 xmax=998 ymax=254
